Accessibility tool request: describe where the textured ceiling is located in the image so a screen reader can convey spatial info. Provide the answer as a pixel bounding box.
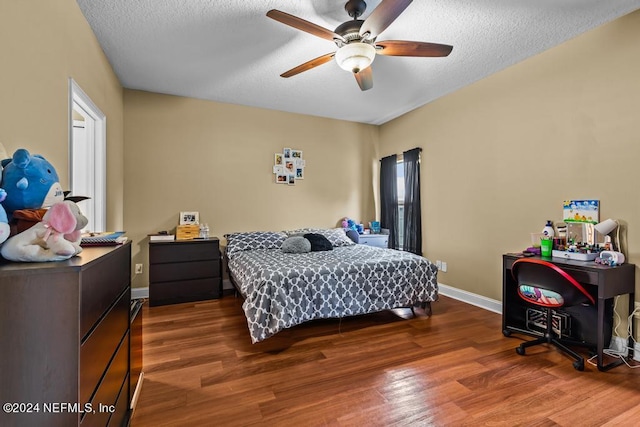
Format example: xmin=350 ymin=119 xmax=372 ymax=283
xmin=76 ymin=0 xmax=640 ymax=125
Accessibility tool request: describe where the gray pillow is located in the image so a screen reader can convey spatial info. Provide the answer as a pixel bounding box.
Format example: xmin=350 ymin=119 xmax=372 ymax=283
xmin=345 ymin=229 xmax=360 ymax=244
xmin=281 ymin=236 xmax=311 ymax=254
xmin=224 ymin=231 xmax=288 ymax=257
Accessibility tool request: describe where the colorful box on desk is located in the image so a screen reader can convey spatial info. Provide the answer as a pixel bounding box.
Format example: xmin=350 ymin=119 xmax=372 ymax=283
xmin=176 ymin=224 xmax=200 ymax=240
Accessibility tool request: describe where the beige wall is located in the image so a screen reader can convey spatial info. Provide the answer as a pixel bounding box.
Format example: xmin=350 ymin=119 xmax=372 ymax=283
xmin=0 ymin=0 xmax=124 ymax=229
xmin=379 ymin=11 xmax=640 ymax=307
xmin=2 ymin=0 xmax=637 ymax=324
xmin=124 ymin=90 xmax=378 ymax=287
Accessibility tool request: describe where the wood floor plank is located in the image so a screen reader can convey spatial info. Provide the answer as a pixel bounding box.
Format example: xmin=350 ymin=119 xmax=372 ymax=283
xmin=131 ymin=295 xmax=640 ymax=426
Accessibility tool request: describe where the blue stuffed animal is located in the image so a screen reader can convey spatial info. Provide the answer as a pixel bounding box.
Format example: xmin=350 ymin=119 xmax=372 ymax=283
xmin=0 ymin=143 xmax=8 ymax=243
xmin=1 ymin=149 xmax=64 ymax=217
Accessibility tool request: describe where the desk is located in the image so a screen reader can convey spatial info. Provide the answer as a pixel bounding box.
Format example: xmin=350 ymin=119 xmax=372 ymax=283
xmin=502 ymin=254 xmax=635 ymax=371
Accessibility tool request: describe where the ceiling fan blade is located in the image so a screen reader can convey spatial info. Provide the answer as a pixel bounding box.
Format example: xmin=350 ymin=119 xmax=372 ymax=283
xmin=280 ymin=52 xmax=336 ymax=78
xmin=354 ymin=67 xmax=373 ymax=91
xmin=359 ymin=0 xmax=413 ymax=39
xmin=376 ymin=40 xmax=453 ymax=57
xmin=267 ymin=10 xmax=345 ymax=43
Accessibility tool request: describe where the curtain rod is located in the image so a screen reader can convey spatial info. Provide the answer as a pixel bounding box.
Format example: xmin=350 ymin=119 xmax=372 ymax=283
xmin=379 ymin=147 xmax=422 ymax=162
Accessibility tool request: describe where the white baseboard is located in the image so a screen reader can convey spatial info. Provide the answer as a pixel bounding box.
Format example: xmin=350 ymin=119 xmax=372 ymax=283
xmin=437 ymin=282 xmax=502 ymax=314
xmin=131 ymin=287 xmax=149 ymax=300
xmin=130 ymin=372 xmax=143 ymax=410
xmin=437 ymin=285 xmax=640 ymax=351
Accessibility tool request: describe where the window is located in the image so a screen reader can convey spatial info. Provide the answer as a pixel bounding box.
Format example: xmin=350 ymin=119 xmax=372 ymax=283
xmin=380 ymin=148 xmax=422 ymax=254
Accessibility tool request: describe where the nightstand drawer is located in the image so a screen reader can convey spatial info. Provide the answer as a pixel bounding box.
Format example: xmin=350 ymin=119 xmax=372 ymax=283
xmin=149 ymin=260 xmax=220 ymax=283
xmin=150 ymin=277 xmax=221 ymax=305
xmin=359 ymin=234 xmax=389 ymax=248
xmin=150 ymin=240 xmax=220 ymax=263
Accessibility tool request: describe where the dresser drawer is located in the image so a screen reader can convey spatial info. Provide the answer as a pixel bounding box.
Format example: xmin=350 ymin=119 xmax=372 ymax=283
xmin=80 ymin=288 xmax=129 ymax=406
xmin=150 ymin=240 xmax=220 ymax=264
xmin=81 ymin=332 xmax=129 ymax=427
xmin=107 ymin=373 xmax=130 ymax=427
xmin=80 ymin=245 xmax=130 ymax=339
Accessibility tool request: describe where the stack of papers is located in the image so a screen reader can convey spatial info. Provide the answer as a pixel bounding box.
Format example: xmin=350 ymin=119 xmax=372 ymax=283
xmin=148 ymin=233 xmax=175 ymax=242
xmin=81 ymin=231 xmax=127 ymax=246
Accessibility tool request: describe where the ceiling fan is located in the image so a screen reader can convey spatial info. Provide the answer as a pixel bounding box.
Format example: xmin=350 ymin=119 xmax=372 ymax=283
xmin=266 ymin=0 xmax=453 ymax=91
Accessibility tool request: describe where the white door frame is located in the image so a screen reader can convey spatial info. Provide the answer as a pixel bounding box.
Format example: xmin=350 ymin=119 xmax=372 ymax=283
xmin=68 ymin=78 xmax=106 ymax=231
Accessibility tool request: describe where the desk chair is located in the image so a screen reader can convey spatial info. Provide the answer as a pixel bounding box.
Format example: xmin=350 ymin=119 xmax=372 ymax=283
xmin=511 ymin=258 xmax=595 ymax=371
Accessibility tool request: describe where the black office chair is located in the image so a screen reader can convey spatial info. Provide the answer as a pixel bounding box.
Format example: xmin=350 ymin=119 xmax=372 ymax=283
xmin=511 ymin=258 xmax=595 ymax=371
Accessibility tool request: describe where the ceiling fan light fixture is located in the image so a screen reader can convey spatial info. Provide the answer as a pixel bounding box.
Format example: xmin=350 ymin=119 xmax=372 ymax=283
xmin=335 ymin=42 xmax=376 ymax=73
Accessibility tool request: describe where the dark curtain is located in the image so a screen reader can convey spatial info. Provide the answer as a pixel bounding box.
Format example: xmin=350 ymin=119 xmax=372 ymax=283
xmin=380 ymin=154 xmax=398 ymax=249
xmin=403 ymin=148 xmax=422 ymax=255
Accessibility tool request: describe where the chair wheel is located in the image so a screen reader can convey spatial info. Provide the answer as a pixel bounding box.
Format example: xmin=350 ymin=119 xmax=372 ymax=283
xmin=516 ymin=346 xmax=525 ymax=355
xmin=502 ymin=329 xmax=512 ymax=337
xmin=573 ymin=360 xmax=584 ymax=371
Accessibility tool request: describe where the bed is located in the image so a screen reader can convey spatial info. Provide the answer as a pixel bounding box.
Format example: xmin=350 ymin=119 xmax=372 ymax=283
xmin=225 ymin=229 xmax=438 ymax=343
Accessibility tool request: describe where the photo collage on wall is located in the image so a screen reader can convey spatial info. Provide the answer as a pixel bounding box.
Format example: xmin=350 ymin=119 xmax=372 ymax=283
xmin=273 ymin=147 xmax=305 ymax=185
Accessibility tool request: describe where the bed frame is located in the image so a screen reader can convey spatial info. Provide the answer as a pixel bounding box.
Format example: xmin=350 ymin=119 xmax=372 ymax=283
xmin=224 ymin=249 xmax=432 ymax=321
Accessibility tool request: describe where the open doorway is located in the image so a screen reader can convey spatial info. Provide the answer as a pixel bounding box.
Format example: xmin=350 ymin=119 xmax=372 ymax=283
xmin=69 ymin=78 xmax=106 ymax=232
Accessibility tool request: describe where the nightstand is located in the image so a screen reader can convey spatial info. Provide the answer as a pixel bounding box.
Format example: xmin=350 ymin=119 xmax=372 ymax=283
xmin=149 ymin=237 xmax=222 ymax=306
xmin=358 ymin=234 xmax=389 ymax=248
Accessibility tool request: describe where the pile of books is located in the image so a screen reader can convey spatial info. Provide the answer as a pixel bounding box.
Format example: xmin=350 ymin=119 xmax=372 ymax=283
xmin=81 ymin=231 xmax=128 ymax=247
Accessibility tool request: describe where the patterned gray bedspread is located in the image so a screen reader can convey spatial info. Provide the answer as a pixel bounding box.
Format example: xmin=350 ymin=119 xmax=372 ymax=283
xmin=227 ymin=245 xmax=438 ymax=343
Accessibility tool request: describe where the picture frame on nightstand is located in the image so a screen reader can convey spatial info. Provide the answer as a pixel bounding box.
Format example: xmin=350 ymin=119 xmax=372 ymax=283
xmin=179 ymin=211 xmax=199 ymax=225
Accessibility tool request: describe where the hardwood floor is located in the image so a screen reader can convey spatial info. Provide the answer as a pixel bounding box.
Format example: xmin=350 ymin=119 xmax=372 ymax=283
xmin=130 ymin=294 xmax=640 ymax=426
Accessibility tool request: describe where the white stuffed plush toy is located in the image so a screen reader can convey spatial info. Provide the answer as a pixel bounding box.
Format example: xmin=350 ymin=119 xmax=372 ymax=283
xmin=1 ymin=200 xmax=88 ymax=262
xmin=0 ymin=188 xmax=9 ymax=245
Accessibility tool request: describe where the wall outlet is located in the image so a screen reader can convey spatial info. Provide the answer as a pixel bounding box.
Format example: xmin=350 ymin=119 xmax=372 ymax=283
xmin=441 ymin=261 xmax=448 ymax=272
xmin=435 ymin=260 xmax=442 ymax=270
xmin=135 ymin=263 xmax=143 ymax=274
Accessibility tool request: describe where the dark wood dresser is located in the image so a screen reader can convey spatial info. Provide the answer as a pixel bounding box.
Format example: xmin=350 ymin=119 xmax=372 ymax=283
xmin=149 ymin=237 xmax=222 ymax=306
xmin=0 ymin=242 xmax=132 ymax=427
